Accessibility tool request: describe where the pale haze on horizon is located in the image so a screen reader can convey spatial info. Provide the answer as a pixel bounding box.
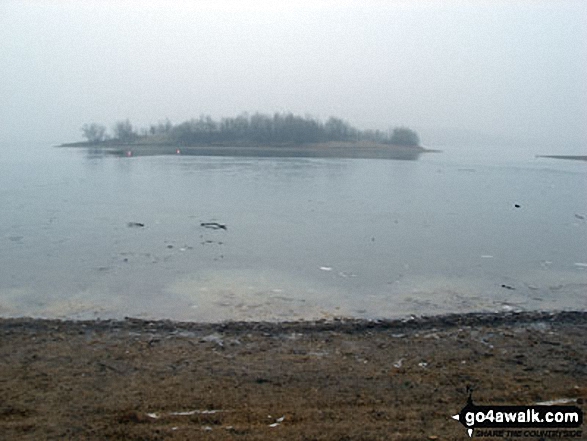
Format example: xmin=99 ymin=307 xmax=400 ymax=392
xmin=1 ymin=0 xmax=585 ymax=152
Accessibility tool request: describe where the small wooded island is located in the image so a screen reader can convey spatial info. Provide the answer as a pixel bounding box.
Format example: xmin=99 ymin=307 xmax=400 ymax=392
xmin=62 ymin=113 xmax=431 ymax=160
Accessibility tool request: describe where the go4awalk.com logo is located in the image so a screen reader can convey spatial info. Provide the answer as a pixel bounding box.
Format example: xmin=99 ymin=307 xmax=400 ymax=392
xmin=451 ymin=390 xmax=583 ymax=438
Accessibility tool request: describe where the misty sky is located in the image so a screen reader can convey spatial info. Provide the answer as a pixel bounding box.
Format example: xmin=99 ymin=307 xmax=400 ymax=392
xmin=1 ymin=0 xmax=585 ymax=148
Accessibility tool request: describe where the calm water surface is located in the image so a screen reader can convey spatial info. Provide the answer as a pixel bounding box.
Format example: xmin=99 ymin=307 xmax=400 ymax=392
xmin=1 ymin=143 xmax=585 ymax=321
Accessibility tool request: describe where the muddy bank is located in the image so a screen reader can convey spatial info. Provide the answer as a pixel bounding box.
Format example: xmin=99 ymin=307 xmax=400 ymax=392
xmin=0 ymin=311 xmax=585 ymax=440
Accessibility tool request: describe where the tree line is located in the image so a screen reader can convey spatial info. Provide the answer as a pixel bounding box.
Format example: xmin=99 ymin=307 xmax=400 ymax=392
xmin=81 ymin=113 xmax=420 ymax=146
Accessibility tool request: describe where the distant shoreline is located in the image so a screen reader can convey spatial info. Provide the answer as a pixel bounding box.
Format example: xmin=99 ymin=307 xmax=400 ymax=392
xmin=59 ymin=140 xmax=430 ymax=150
xmin=536 ymin=155 xmax=587 ymax=162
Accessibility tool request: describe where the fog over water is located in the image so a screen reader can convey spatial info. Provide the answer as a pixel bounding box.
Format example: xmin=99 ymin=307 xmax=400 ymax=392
xmin=1 ymin=0 xmax=586 ymax=152
xmin=0 ymin=143 xmax=585 ymax=321
xmin=0 ymin=1 xmax=586 ymax=321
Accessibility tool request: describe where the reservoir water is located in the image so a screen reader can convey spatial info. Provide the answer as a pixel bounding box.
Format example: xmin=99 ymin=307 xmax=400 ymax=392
xmin=1 ymin=143 xmax=585 ymax=321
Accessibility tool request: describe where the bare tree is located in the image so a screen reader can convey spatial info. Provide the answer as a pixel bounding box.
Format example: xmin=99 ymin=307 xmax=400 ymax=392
xmin=81 ymin=123 xmax=107 ymax=143
xmin=389 ymin=127 xmax=420 ymax=146
xmin=113 ymin=119 xmax=137 ymax=143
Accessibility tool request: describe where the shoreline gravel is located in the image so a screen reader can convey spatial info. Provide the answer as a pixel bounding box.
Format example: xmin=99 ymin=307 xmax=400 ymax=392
xmin=0 ymin=311 xmax=585 ymax=440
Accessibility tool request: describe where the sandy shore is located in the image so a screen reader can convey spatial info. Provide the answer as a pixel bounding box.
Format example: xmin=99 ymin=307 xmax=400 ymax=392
xmin=0 ymin=311 xmax=585 ymax=440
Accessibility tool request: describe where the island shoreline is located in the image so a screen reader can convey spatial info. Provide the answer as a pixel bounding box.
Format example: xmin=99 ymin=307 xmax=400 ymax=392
xmin=58 ymin=141 xmax=439 ymax=160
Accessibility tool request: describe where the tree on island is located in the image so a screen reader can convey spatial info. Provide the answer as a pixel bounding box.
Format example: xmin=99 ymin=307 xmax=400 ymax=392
xmin=149 ymin=119 xmax=173 ymax=135
xmin=389 ymin=127 xmax=420 ymax=146
xmin=113 ymin=119 xmax=137 ymax=143
xmin=81 ymin=123 xmax=107 ymax=143
xmin=79 ymin=113 xmax=421 ymax=147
